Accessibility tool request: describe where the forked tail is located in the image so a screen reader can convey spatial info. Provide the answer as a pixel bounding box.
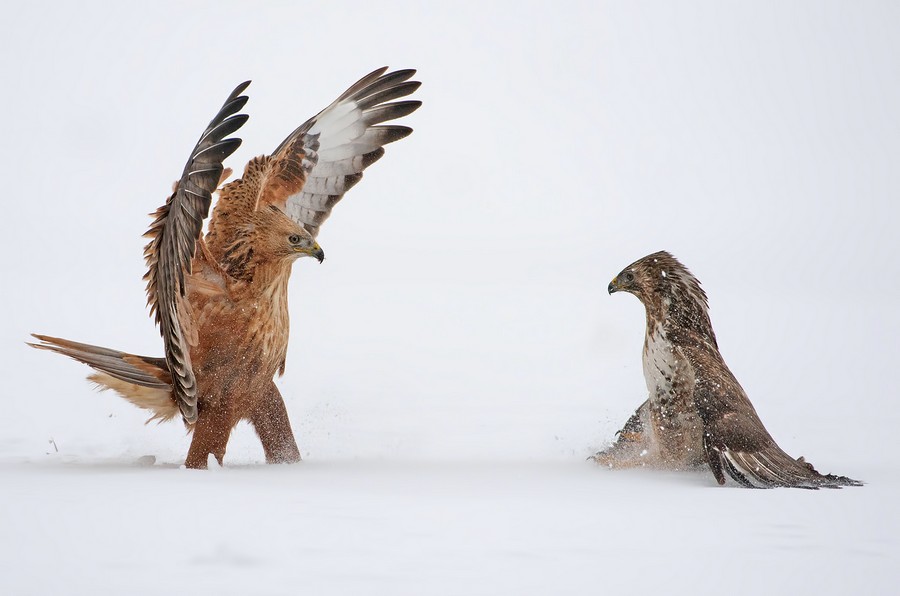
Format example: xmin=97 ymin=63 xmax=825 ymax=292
xmin=28 ymin=334 xmax=179 ymax=423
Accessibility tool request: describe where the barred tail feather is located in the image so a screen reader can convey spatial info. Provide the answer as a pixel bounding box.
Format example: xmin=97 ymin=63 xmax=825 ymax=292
xmin=704 ymin=433 xmax=862 ymax=489
xmin=29 ymin=334 xmax=178 ymax=423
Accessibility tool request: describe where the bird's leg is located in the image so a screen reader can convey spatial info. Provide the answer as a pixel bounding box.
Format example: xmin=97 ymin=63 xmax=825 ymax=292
xmin=591 ymin=398 xmax=656 ymax=467
xmin=250 ymin=383 xmax=301 ymax=464
xmin=185 ymin=406 xmax=232 ymax=469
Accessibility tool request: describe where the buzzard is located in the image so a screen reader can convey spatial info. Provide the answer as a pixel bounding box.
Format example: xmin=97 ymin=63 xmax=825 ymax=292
xmin=593 ymin=251 xmax=861 ymax=489
xmin=30 ymin=68 xmax=421 ymax=469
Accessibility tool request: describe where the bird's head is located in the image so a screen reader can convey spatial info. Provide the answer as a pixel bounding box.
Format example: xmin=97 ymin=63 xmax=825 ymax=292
xmin=259 ymin=206 xmax=325 ymax=264
xmin=286 ymin=227 xmax=325 ymax=264
xmin=607 ymin=252 xmax=667 ymax=300
xmin=609 ymin=251 xmax=697 ymax=299
xmin=609 ymin=250 xmax=714 ymax=338
xmin=607 ymin=264 xmax=642 ymax=298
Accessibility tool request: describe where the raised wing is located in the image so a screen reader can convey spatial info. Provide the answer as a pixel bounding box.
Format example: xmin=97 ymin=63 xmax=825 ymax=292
xmin=142 ymin=82 xmax=250 ymax=423
xmin=257 ymin=67 xmax=421 ymax=237
xmin=676 ymin=336 xmax=862 ymax=489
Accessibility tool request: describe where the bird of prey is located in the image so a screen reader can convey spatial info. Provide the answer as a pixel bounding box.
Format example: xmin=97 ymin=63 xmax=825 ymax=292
xmin=30 ymin=67 xmax=421 ymax=469
xmin=593 ymin=251 xmax=861 ymax=489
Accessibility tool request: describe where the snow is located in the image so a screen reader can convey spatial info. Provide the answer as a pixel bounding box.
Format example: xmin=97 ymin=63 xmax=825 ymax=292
xmin=2 ymin=1 xmax=899 ymax=595
xmin=2 ymin=460 xmax=894 ymax=595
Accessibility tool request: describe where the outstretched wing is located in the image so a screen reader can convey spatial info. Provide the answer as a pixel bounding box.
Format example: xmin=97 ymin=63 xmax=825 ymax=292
xmin=256 ymin=67 xmax=421 ymax=237
xmin=142 ymin=82 xmax=250 ymax=423
xmin=677 ymin=337 xmax=862 ymax=489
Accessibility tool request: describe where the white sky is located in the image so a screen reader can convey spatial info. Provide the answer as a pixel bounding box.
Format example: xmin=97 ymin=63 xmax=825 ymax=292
xmin=1 ymin=0 xmax=897 ymax=459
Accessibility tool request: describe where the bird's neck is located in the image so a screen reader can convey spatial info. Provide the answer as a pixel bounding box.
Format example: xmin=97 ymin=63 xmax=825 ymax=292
xmin=642 ymin=294 xmax=669 ymax=331
xmin=247 ymin=259 xmax=294 ymax=296
xmin=226 ymin=258 xmax=292 ymax=380
xmin=643 ymin=294 xmax=717 ymax=346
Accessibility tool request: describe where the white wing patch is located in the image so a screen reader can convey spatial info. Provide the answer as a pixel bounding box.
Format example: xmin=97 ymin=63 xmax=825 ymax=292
xmin=281 ymin=68 xmax=421 ymax=238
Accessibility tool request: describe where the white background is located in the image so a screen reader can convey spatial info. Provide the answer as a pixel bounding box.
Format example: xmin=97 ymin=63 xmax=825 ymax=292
xmin=1 ymin=2 xmax=898 ymax=594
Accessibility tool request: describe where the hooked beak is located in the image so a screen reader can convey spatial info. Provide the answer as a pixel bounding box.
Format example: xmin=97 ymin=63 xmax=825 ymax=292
xmin=608 ymin=277 xmax=619 ymax=294
xmin=312 ymin=244 xmax=325 ymax=264
xmin=297 ymin=242 xmax=325 ymax=263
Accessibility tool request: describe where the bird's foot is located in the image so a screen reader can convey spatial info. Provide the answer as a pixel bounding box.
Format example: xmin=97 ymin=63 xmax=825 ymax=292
xmin=588 ymin=449 xmax=616 ymax=467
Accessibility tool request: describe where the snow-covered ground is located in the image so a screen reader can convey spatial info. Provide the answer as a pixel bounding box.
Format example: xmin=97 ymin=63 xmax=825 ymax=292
xmin=3 ymin=460 xmax=894 ymax=595
xmin=2 ymin=2 xmax=898 ymax=594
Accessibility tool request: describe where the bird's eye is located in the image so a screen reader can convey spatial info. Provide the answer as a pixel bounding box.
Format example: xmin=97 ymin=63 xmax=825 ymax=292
xmin=624 ymin=271 xmax=635 ymax=282
xmin=288 ymin=234 xmax=301 ymax=245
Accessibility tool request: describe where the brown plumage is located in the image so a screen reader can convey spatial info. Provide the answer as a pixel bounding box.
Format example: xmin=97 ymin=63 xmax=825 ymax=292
xmin=593 ymin=251 xmax=861 ymax=489
xmin=31 ymin=68 xmax=421 ymax=469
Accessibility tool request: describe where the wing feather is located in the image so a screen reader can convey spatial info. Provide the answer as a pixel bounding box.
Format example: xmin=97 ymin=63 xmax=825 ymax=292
xmin=142 ymin=82 xmax=250 ymax=423
xmin=679 ymin=335 xmax=863 ymax=489
xmin=254 ymin=67 xmax=420 ymax=237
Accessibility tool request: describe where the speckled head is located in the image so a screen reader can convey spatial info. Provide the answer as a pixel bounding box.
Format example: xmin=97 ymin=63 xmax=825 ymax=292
xmin=608 ymin=251 xmax=715 ymax=340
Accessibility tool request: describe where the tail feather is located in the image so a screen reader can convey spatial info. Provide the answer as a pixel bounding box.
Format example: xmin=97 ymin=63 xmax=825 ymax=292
xmin=88 ymin=372 xmax=179 ymax=424
xmin=29 ymin=334 xmax=179 ymax=423
xmin=705 ymin=433 xmax=862 ymax=489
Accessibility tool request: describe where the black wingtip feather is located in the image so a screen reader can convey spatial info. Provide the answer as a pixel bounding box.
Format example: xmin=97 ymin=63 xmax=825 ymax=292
xmin=363 ymin=101 xmax=423 ymax=125
xmin=374 ymin=125 xmax=414 ymax=145
xmin=354 ymin=71 xmax=420 ymax=104
xmin=342 ymin=172 xmax=364 ymax=193
xmin=357 ymin=81 xmax=422 ymax=110
xmin=221 ymin=95 xmax=249 ymax=117
xmin=361 ymin=147 xmax=385 ymax=169
xmin=192 ymin=137 xmax=243 ymax=164
xmin=206 ymin=113 xmax=249 ymax=142
xmin=230 ymin=80 xmax=251 ymax=98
